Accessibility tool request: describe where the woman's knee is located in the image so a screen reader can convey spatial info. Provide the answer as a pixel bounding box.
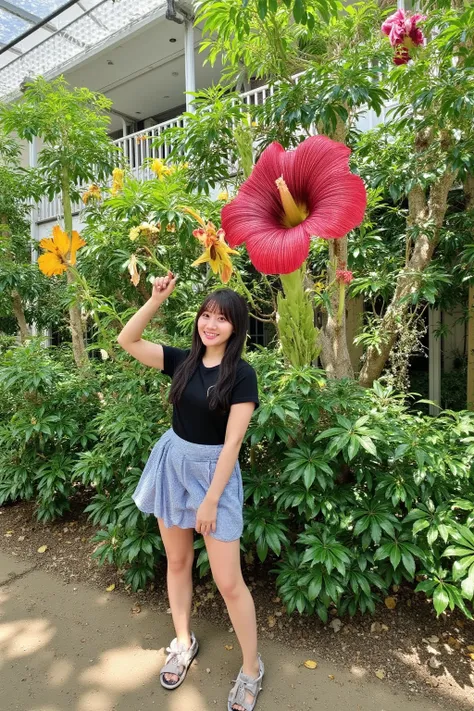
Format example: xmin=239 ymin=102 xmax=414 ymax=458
xmin=214 ymin=573 xmax=245 ymax=601
xmin=166 ymin=550 xmax=194 ymax=575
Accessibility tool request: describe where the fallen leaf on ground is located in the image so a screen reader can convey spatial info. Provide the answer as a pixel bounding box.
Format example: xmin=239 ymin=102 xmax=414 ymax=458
xmin=106 ymin=584 xmax=115 ymax=592
xmin=268 ymin=615 xmax=276 ymax=628
xmin=4 ymin=531 xmax=13 ymax=537
xmin=304 ymin=660 xmax=318 ymax=669
xmin=37 ymin=545 xmax=48 ymax=553
xmin=447 ymin=636 xmax=461 ymax=649
xmin=375 ymin=669 xmax=386 ymax=680
xmin=466 ymin=645 xmax=474 ymax=653
xmin=328 ymin=674 xmax=335 ymax=680
xmin=384 ymin=597 xmax=397 ymax=609
xmin=224 ymin=644 xmax=233 ymax=651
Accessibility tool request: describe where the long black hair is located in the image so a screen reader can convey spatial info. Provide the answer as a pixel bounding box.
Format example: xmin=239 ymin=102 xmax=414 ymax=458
xmin=169 ymin=289 xmax=249 ymax=411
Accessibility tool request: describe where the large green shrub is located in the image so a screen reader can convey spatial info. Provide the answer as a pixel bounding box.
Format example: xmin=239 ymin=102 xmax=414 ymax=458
xmin=1 ymin=340 xmax=472 ymax=619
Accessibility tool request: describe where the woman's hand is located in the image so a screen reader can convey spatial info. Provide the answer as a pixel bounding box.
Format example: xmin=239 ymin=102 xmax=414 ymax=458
xmin=151 ymin=271 xmax=177 ymax=304
xmin=196 ymin=497 xmax=218 ymax=536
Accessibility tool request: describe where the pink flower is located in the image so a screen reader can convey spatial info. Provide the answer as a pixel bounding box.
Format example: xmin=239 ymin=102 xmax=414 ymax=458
xmin=381 ymin=9 xmax=426 ymax=64
xmin=336 ymin=268 xmax=354 ymax=285
xmin=221 ymin=136 xmax=367 ymax=275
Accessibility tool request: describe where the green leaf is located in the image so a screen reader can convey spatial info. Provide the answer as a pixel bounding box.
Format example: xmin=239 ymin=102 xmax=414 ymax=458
xmin=433 ymin=586 xmax=450 ymax=616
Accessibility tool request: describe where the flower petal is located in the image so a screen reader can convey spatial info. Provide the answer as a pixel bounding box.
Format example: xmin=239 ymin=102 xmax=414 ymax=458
xmin=69 ymin=230 xmax=86 ymax=266
xmin=38 ymin=253 xmax=67 ymax=277
xmin=191 ymin=250 xmax=211 ymax=267
xmin=52 ymin=225 xmax=71 ymax=258
xmin=245 ymin=224 xmax=311 ymax=275
xmin=38 ymin=237 xmax=59 ymax=254
xmin=222 ymin=142 xmax=286 ymax=248
xmin=283 ymin=136 xmax=367 ymax=239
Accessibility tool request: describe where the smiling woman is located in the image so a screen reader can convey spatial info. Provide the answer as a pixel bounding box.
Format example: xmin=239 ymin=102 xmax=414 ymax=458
xmin=117 ymin=275 xmax=265 ymax=710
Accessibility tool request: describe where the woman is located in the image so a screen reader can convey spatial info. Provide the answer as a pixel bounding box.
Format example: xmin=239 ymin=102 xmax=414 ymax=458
xmin=117 ymin=272 xmax=264 ymax=711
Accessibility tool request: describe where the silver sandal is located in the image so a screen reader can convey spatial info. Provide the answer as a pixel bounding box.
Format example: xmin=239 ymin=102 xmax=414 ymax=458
xmin=160 ymin=632 xmax=199 ymax=690
xmin=227 ymin=654 xmax=264 ymax=711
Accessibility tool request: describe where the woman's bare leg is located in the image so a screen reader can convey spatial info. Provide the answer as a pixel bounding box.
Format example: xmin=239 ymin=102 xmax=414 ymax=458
xmin=205 ymin=536 xmax=259 ymax=711
xmin=158 ymin=519 xmax=195 ymax=683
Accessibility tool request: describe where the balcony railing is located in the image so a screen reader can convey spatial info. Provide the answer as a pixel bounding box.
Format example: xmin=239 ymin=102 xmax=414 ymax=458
xmin=36 ymin=79 xmax=396 ymax=224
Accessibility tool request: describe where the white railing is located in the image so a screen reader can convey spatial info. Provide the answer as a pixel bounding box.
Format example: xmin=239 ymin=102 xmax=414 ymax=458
xmin=36 ymin=79 xmax=395 ymax=223
xmin=114 ymin=115 xmax=186 ymax=182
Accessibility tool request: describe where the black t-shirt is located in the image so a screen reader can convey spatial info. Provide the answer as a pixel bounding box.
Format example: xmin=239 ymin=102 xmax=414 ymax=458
xmin=161 ymin=345 xmax=259 ymax=445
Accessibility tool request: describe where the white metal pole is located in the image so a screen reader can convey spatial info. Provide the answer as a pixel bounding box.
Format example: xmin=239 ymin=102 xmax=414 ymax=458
xmin=428 ymin=308 xmax=441 ymax=415
xmin=29 ymin=137 xmax=40 ymax=338
xmin=184 ymin=19 xmax=196 ymax=113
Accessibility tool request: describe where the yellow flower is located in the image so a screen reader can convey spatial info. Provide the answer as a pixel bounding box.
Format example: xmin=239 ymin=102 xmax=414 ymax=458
xmin=217 ymin=190 xmax=229 ymax=202
xmin=37 ymin=225 xmax=86 ymax=277
xmin=111 ymin=168 xmax=124 ymax=195
xmin=129 ymin=222 xmax=160 ymax=241
xmin=151 ymin=158 xmax=173 ymax=180
xmin=82 ymin=184 xmax=102 ymax=204
xmin=184 ymin=207 xmax=239 ymax=285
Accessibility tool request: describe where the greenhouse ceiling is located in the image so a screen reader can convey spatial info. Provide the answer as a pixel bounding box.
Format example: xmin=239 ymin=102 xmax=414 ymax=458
xmin=0 ymin=0 xmax=168 ymax=102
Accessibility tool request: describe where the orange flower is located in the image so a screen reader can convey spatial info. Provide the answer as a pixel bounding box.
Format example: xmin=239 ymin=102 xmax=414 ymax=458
xmin=37 ymin=225 xmax=86 ymax=277
xmin=82 ymin=184 xmax=102 ymax=204
xmin=184 ymin=207 xmax=238 ymax=284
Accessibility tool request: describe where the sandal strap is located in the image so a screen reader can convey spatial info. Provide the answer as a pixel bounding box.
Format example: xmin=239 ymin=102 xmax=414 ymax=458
xmin=228 ymin=659 xmax=264 ymax=711
xmin=161 ymin=634 xmax=197 ymax=679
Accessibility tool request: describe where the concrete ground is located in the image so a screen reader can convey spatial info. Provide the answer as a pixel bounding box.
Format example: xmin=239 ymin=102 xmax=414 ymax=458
xmin=0 ymin=550 xmax=441 ymax=711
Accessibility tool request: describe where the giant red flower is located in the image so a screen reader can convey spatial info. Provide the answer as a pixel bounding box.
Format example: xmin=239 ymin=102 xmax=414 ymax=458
xmin=221 ymin=135 xmax=367 ymax=275
xmin=381 ymin=9 xmax=426 ymax=64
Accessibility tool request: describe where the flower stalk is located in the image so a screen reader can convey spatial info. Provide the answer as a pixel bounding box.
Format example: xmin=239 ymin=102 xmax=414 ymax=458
xmin=278 ymin=265 xmax=320 ymax=367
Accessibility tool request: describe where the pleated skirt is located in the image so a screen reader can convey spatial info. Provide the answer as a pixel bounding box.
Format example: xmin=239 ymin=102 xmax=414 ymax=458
xmin=132 ymin=428 xmax=243 ymax=542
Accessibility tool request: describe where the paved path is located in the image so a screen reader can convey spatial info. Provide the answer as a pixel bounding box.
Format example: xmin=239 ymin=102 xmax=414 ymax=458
xmin=0 ymin=551 xmax=439 ymax=711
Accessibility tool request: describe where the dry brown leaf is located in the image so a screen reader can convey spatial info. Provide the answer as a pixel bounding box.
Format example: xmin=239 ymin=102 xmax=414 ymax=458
xmin=128 ymin=254 xmax=140 ymax=287
xmin=106 ymin=584 xmax=115 ymax=592
xmin=466 ymin=645 xmax=474 ymax=653
xmin=224 ymin=644 xmax=233 ymax=651
xmin=375 ymin=669 xmax=386 ymax=680
xmin=267 ymin=615 xmax=276 ymax=628
xmin=384 ymin=596 xmax=397 ymax=609
xmin=328 ymin=674 xmax=335 ymax=680
xmin=447 ymin=636 xmax=461 ymax=649
xmin=303 ymin=660 xmax=318 ymax=669
xmin=466 ymin=652 xmax=474 ymax=661
xmin=37 ymin=545 xmax=48 ymax=553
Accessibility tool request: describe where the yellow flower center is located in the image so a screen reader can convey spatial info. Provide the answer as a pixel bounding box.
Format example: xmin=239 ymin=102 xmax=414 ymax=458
xmin=275 ymin=176 xmax=308 ymax=227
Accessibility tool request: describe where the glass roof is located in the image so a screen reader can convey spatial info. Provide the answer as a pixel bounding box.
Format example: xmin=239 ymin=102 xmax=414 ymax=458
xmin=0 ymin=0 xmax=167 ymax=101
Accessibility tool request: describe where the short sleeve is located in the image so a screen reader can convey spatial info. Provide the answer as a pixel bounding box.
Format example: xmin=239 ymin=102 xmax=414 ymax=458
xmin=161 ymin=345 xmax=189 ymax=378
xmin=230 ymin=362 xmax=259 ymax=410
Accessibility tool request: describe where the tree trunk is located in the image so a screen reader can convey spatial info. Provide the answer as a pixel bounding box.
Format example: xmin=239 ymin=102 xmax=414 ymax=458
xmin=319 ymin=236 xmax=354 ymax=378
xmin=61 ymin=170 xmax=87 ymax=368
xmin=316 ymin=116 xmax=354 ymax=378
xmin=359 ymin=170 xmax=456 ymax=387
xmin=0 ymin=213 xmax=31 ymax=342
xmin=11 ymin=290 xmax=30 ymax=342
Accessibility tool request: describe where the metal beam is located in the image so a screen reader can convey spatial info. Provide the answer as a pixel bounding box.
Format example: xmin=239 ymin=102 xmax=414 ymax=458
xmin=0 ymin=0 xmax=81 ymax=56
xmin=0 ymin=42 xmax=22 ymax=56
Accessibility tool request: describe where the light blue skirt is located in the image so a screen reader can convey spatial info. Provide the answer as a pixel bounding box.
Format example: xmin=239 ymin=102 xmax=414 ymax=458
xmin=132 ymin=428 xmax=244 ymax=542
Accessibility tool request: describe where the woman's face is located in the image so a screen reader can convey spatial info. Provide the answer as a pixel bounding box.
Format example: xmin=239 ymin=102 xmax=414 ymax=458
xmin=197 ymin=308 xmax=233 ymax=348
